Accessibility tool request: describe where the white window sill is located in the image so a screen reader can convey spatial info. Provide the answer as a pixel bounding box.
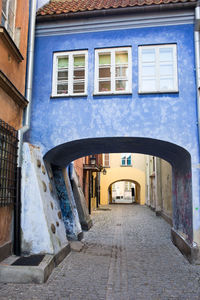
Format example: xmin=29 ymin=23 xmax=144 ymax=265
xmin=51 ymin=93 xmax=87 ymax=98
xmin=93 ymin=92 xmax=132 ymax=96
xmin=120 ymin=165 xmax=133 ymax=167
xmin=138 ymin=90 xmax=179 ymax=94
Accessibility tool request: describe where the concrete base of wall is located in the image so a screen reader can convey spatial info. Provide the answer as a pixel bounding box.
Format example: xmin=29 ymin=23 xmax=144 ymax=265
xmin=0 ymin=243 xmax=70 ymax=283
xmin=171 ymin=228 xmax=199 ymax=264
xmin=0 ymin=241 xmax=12 ymax=262
xmin=81 ymin=219 xmax=93 ymax=231
xmin=160 ymin=211 xmax=172 ymax=226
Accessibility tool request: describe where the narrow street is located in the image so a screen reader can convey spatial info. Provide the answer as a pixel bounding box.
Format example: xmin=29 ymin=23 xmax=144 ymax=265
xmin=1 ymin=204 xmax=200 ymax=299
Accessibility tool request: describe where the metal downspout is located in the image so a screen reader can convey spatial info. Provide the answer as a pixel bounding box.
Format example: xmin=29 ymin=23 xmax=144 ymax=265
xmin=18 ymin=0 xmax=37 ymax=167
xmin=15 ymin=0 xmax=37 ymax=255
xmin=195 ymin=3 xmax=200 ymax=150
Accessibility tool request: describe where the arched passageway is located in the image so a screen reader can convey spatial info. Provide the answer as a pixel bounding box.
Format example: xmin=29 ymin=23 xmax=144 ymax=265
xmin=44 ymin=137 xmax=193 ymax=245
xmin=108 ymin=180 xmax=140 ymax=205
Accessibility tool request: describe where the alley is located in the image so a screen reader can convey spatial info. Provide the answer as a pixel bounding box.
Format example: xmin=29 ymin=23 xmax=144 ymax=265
xmin=1 ymin=204 xmax=200 ymax=299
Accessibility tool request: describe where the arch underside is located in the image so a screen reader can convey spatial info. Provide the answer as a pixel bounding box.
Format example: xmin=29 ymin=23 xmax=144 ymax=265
xmin=44 ymin=136 xmax=193 ymax=242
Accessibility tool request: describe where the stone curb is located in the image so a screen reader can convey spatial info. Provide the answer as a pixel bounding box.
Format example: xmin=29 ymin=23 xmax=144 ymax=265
xmin=0 ymin=243 xmax=70 ymax=284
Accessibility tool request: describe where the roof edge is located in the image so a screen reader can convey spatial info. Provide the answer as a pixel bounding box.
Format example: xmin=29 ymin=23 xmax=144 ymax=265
xmin=36 ymin=2 xmax=197 ymax=23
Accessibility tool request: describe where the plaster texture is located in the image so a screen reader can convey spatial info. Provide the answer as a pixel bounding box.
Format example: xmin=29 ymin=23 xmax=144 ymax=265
xmin=52 ymin=166 xmax=82 ymax=240
xmin=21 ymin=143 xmax=68 ymax=254
xmin=28 ymin=22 xmax=200 ymax=245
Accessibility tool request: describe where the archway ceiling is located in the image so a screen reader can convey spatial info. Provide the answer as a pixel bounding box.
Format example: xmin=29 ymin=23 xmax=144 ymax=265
xmin=44 ymin=137 xmax=190 ymax=171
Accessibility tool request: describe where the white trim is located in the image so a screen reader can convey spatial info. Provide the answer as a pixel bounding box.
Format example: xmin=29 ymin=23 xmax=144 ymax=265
xmin=94 ymin=47 xmax=132 ymax=95
xmin=2 ymin=0 xmax=16 ymax=39
xmin=121 ymin=153 xmax=132 ymax=166
xmin=138 ymin=44 xmax=178 ymax=94
xmin=35 ymin=10 xmax=194 ymax=37
xmin=52 ymin=50 xmax=88 ymax=97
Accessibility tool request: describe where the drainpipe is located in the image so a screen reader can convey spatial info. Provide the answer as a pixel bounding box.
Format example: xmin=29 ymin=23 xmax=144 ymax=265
xmin=18 ymin=0 xmax=37 ymax=166
xmin=15 ymin=0 xmax=37 ymax=256
xmin=195 ymin=2 xmax=200 ymax=152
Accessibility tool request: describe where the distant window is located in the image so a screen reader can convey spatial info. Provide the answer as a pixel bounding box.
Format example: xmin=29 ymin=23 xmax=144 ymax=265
xmin=138 ymin=44 xmax=178 ymax=93
xmin=94 ymin=47 xmax=132 ymax=94
xmin=52 ymin=50 xmax=88 ymax=97
xmin=103 ymin=153 xmax=110 ymax=167
xmin=1 ymin=0 xmax=16 ymax=39
xmin=121 ymin=153 xmax=131 ymax=166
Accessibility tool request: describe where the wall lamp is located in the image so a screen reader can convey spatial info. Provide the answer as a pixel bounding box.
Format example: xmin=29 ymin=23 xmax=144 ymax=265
xmin=90 ymin=157 xmax=96 ymax=165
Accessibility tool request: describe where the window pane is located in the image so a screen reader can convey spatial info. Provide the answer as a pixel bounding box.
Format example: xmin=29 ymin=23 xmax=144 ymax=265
xmin=127 ymin=155 xmax=131 ymax=165
xmin=74 ymin=69 xmax=85 ymax=80
xmin=159 ymin=48 xmax=173 ymax=62
xmin=99 ymin=81 xmax=111 ymax=92
xmin=1 ymin=15 xmax=6 ymax=26
xmin=160 ymin=64 xmax=173 ymax=76
xmin=116 ymin=52 xmax=128 ymax=64
xmin=142 ymin=79 xmax=156 ymax=91
xmin=99 ymin=53 xmax=111 ymax=65
xmin=115 ymin=66 xmax=128 ymax=78
xmin=58 ymin=57 xmax=68 ymax=68
xmin=115 ymin=80 xmax=127 ymax=91
xmin=141 ymin=49 xmax=155 ymax=62
xmin=57 ymin=84 xmax=68 ymax=94
xmin=58 ymin=70 xmax=68 ymax=80
xmin=99 ymin=67 xmax=111 ymax=79
xmin=2 ymin=0 xmax=7 ymax=14
xmin=160 ymin=78 xmax=174 ymax=90
xmin=142 ymin=65 xmax=155 ymax=77
xmin=73 ymin=82 xmax=85 ymax=94
xmin=74 ymin=56 xmax=85 ymax=67
xmin=9 ymin=0 xmax=16 ymax=12
xmin=121 ymin=158 xmax=126 ymax=165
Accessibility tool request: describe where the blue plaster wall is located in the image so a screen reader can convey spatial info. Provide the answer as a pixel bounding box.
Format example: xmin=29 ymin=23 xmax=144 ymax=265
xmin=29 ymin=23 xmax=200 ymax=241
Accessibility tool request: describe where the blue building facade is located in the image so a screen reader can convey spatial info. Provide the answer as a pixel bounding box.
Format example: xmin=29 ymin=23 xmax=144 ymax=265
xmin=27 ymin=3 xmax=200 ymax=260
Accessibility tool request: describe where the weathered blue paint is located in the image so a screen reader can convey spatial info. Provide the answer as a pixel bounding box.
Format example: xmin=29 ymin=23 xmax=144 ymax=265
xmin=28 ymin=22 xmax=200 ymax=244
xmin=52 ymin=166 xmax=75 ymax=238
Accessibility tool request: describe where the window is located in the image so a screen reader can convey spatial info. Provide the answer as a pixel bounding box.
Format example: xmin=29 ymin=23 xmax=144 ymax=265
xmin=94 ymin=47 xmax=132 ymax=94
xmin=1 ymin=0 xmax=16 ymax=39
xmin=121 ymin=153 xmax=131 ymax=166
xmin=103 ymin=153 xmax=110 ymax=167
xmin=138 ymin=44 xmax=178 ymax=93
xmin=52 ymin=50 xmax=88 ymax=97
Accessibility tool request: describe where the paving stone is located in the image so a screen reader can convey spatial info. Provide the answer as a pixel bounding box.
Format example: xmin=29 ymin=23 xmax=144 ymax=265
xmin=1 ymin=205 xmax=200 ymax=299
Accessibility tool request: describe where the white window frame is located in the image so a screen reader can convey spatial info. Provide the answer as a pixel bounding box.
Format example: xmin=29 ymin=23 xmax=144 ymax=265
xmin=52 ymin=50 xmax=88 ymax=97
xmin=121 ymin=153 xmax=132 ymax=166
xmin=2 ymin=0 xmax=16 ymax=39
xmin=94 ymin=47 xmax=132 ymax=95
xmin=138 ymin=44 xmax=178 ymax=94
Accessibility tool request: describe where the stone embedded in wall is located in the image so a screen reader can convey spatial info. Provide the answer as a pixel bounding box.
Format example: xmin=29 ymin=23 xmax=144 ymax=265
xmin=37 ymin=159 xmax=41 ymax=168
xmin=51 ymin=224 xmax=56 ymax=234
xmin=42 ymin=181 xmax=47 ymax=192
xmin=58 ymin=211 xmax=62 ymax=219
xmin=42 ymin=165 xmax=46 ymax=175
xmin=50 ymin=202 xmax=54 ymax=209
xmin=49 ymin=182 xmax=53 ymax=193
xmin=48 ymin=169 xmax=53 ymax=179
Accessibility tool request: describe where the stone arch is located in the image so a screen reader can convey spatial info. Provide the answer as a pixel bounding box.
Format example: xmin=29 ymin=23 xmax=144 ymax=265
xmin=100 ymin=167 xmax=145 ymax=205
xmin=108 ymin=180 xmax=141 ymax=205
xmin=44 ymin=136 xmax=193 ymax=246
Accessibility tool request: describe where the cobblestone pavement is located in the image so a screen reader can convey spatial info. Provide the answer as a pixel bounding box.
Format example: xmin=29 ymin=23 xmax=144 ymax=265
xmin=1 ymin=204 xmax=200 ymax=299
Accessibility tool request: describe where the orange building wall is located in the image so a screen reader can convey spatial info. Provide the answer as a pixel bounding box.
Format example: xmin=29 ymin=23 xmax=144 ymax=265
xmin=0 ymin=0 xmax=29 ymax=95
xmin=0 ymin=0 xmax=29 ymax=251
xmin=0 ymin=87 xmax=23 ymax=129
